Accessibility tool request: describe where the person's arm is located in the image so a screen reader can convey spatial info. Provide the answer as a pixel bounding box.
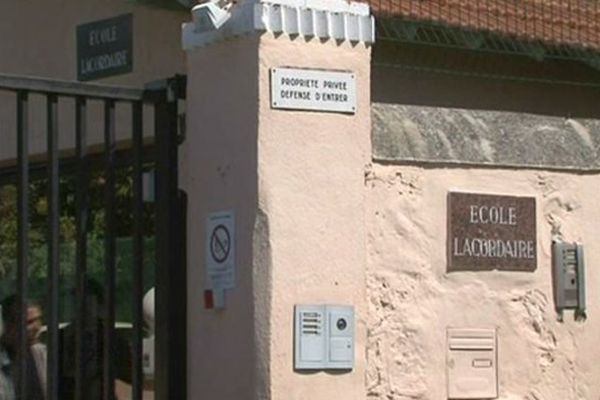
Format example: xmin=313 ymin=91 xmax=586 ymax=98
xmin=30 ymin=343 xmax=47 ymax=393
xmin=114 ymin=337 xmax=132 ymax=384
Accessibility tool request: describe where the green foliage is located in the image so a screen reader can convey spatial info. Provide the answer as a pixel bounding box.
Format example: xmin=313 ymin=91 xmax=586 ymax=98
xmin=0 ymin=185 xmax=17 ymax=278
xmin=0 ymin=164 xmax=158 ymax=322
xmin=0 ymin=166 xmax=156 ymax=282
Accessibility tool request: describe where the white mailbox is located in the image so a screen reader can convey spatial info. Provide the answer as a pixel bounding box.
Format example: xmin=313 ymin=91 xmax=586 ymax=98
xmin=294 ymin=305 xmax=354 ymax=371
xmin=447 ymin=328 xmax=498 ymax=399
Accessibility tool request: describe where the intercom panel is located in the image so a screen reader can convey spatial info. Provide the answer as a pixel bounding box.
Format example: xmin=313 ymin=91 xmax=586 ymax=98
xmin=327 ymin=306 xmax=354 ymax=368
xmin=294 ymin=304 xmax=354 ymax=371
xmin=552 ymin=241 xmax=586 ymax=317
xmin=295 ymin=305 xmax=326 ymax=370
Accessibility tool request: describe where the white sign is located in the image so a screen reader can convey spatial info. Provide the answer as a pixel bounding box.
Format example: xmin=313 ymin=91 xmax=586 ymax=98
xmin=271 ymin=68 xmax=356 ymax=113
xmin=206 ymin=210 xmax=235 ymax=290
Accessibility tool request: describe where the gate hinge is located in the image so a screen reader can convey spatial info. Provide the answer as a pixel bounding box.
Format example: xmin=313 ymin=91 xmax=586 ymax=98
xmin=144 ymin=74 xmax=187 ymax=102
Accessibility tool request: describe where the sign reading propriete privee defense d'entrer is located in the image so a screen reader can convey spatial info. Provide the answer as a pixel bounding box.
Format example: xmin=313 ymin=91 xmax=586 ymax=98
xmin=447 ymin=192 xmax=537 ymax=272
xmin=77 ymin=14 xmax=133 ymax=81
xmin=271 ymin=68 xmax=356 ymax=114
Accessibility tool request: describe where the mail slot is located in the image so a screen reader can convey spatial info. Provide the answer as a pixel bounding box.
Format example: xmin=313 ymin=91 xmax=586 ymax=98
xmin=472 ymin=359 xmax=493 ymax=368
xmin=447 ymin=328 xmax=498 ymax=399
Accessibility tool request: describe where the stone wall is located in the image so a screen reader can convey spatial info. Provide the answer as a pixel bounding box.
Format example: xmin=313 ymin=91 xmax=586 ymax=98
xmin=365 ymin=164 xmax=600 ymax=399
xmin=372 ymin=103 xmax=600 ymax=170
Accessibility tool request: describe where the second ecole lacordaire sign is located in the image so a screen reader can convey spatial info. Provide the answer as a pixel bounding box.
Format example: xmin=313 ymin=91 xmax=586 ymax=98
xmin=447 ymin=192 xmax=537 ymax=272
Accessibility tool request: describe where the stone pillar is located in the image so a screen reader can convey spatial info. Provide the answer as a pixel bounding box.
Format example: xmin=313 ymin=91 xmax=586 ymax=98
xmin=182 ymin=2 xmax=374 ymax=399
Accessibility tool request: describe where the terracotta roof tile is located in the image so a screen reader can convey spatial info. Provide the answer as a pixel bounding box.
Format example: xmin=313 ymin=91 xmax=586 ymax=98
xmin=369 ymin=0 xmax=600 ymax=49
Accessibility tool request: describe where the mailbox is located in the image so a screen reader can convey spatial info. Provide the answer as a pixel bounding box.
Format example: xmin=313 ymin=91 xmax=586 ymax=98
xmin=294 ymin=304 xmax=354 ymax=371
xmin=447 ymin=328 xmax=498 ymax=399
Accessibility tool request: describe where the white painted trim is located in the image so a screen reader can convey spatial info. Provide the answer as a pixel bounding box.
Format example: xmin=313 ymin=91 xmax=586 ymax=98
xmin=182 ymin=0 xmax=375 ymax=50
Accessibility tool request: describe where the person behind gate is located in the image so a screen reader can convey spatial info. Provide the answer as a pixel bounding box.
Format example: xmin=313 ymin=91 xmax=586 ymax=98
xmin=58 ymin=279 xmax=131 ymax=400
xmin=0 ymin=295 xmax=46 ymax=400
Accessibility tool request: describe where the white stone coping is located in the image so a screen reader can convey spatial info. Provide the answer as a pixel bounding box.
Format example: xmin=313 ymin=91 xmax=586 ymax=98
xmin=372 ymin=102 xmax=600 ymax=171
xmin=182 ymin=0 xmax=375 ymax=50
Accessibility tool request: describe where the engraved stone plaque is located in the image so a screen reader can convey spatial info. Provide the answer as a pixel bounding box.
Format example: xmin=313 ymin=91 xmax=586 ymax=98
xmin=447 ymin=192 xmax=536 ymax=272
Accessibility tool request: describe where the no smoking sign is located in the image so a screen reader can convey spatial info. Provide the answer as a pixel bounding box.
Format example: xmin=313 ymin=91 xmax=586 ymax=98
xmin=210 ymin=225 xmax=231 ymax=263
xmin=206 ymin=211 xmax=235 ymax=289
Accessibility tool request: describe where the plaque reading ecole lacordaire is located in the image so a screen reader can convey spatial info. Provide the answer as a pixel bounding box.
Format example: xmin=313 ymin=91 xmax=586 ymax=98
xmin=447 ymin=192 xmax=536 ymax=272
xmin=77 ymin=14 xmax=133 ymax=81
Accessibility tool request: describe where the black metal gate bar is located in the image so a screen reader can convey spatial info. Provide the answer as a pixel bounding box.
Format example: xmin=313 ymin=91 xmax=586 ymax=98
xmin=0 ymin=74 xmax=144 ymax=101
xmin=153 ymin=85 xmax=171 ymax=400
xmin=131 ymin=101 xmax=144 ymax=400
xmin=46 ymin=93 xmax=60 ymax=400
xmin=153 ymin=78 xmax=185 ymax=400
xmin=0 ymin=72 xmax=186 ymax=400
xmin=102 ymin=99 xmax=117 ymax=400
xmin=74 ymin=96 xmax=89 ymax=400
xmin=16 ymin=90 xmax=29 ymax=400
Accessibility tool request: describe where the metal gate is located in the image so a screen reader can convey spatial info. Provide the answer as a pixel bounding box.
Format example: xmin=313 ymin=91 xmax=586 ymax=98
xmin=0 ymin=74 xmax=186 ymax=400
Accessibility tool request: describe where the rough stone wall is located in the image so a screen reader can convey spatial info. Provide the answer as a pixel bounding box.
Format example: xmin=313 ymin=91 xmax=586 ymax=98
xmin=365 ymin=164 xmax=600 ymax=399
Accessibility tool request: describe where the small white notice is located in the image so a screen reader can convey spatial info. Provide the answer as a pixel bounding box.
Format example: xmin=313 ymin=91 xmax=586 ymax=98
xmin=271 ymin=67 xmax=356 ymax=113
xmin=206 ymin=210 xmax=235 ymax=290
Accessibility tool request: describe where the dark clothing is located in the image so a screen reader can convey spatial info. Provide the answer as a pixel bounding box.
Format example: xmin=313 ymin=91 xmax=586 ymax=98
xmin=0 ymin=344 xmax=45 ymax=400
xmin=24 ymin=349 xmax=45 ymax=400
xmin=58 ymin=320 xmax=131 ymax=400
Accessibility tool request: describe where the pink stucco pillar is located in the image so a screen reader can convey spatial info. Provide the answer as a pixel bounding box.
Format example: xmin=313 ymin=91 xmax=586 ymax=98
xmin=181 ymin=2 xmax=374 ymax=398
